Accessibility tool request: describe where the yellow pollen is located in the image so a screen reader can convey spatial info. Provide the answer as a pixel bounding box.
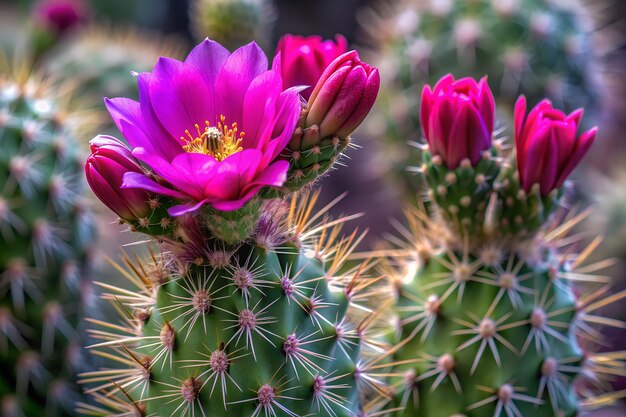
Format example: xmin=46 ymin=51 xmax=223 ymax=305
xmin=181 ymin=115 xmax=244 ymax=161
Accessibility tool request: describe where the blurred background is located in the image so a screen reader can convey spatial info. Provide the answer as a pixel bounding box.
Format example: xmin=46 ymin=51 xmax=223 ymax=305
xmin=0 ymin=0 xmax=625 ymax=415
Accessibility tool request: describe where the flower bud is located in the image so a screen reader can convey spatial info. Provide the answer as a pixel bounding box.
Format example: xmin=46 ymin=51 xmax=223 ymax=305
xmin=33 ymin=0 xmax=88 ymax=35
xmin=420 ymin=74 xmax=495 ymax=169
xmin=276 ymin=34 xmax=348 ymax=100
xmin=85 ymin=136 xmax=151 ymax=220
xmin=514 ymin=96 xmax=597 ymax=196
xmin=306 ymin=51 xmax=380 ymax=138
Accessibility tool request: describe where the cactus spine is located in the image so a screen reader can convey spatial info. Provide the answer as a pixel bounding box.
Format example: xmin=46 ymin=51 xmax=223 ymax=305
xmin=80 ymin=192 xmax=374 ymax=417
xmin=370 ymin=134 xmax=626 ymax=416
xmin=0 ymin=66 xmax=96 ymax=416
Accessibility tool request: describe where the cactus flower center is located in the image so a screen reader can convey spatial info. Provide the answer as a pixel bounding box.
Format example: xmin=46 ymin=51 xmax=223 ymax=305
xmin=181 ymin=115 xmax=244 ymax=161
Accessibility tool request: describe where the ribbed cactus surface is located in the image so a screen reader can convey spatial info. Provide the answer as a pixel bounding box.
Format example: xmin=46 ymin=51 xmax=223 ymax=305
xmin=82 ymin=195 xmax=370 ymax=417
xmin=388 ymin=221 xmax=583 ymax=416
xmin=0 ymin=73 xmax=96 ymax=416
xmin=375 ymin=152 xmax=624 ymax=417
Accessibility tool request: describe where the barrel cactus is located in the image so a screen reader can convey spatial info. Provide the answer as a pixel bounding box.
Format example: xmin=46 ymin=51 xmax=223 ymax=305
xmin=79 ymin=38 xmax=380 ymax=416
xmin=189 ymin=0 xmax=276 ymax=51
xmin=372 ymin=75 xmax=625 ymax=417
xmin=0 ymin=65 xmax=97 ymax=415
xmin=360 ymin=0 xmax=597 ymax=198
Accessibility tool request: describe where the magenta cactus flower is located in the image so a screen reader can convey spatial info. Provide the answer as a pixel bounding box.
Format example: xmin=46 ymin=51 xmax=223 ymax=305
xmin=420 ymin=74 xmax=495 ymax=169
xmin=514 ymin=96 xmax=597 ymax=195
xmin=276 ymin=34 xmax=348 ymax=100
xmin=306 ymin=50 xmax=380 ymax=138
xmin=99 ymin=39 xmax=301 ymax=216
xmin=33 ymin=0 xmax=88 ymax=34
xmin=85 ymin=136 xmax=151 ymax=221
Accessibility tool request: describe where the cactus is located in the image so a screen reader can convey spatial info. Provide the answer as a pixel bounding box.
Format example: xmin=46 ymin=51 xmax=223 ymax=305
xmin=189 ymin=0 xmax=276 ymax=51
xmin=78 ymin=38 xmax=381 ymax=417
xmin=359 ymin=0 xmax=597 ymax=198
xmin=80 ymin=193 xmax=374 ymax=417
xmin=0 ymin=65 xmax=97 ymax=416
xmin=367 ymin=77 xmax=626 ymax=417
xmin=42 ymin=26 xmax=182 ymax=103
xmin=586 ymin=166 xmax=626 ymax=261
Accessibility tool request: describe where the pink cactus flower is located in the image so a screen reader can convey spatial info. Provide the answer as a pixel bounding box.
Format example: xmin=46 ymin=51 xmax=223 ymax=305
xmin=276 ymin=34 xmax=348 ymax=100
xmin=85 ymin=136 xmax=151 ymax=221
xmin=33 ymin=0 xmax=88 ymax=34
xmin=306 ymin=50 xmax=380 ymax=138
xmin=514 ymin=96 xmax=597 ymax=195
xmin=95 ymin=39 xmax=302 ymax=216
xmin=421 ymin=74 xmax=495 ymax=169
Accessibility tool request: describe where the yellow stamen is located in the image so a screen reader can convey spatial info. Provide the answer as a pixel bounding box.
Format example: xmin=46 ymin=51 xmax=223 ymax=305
xmin=181 ymin=115 xmax=244 ymax=161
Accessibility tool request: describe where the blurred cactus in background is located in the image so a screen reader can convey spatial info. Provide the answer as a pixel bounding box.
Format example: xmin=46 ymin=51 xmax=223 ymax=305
xmin=583 ymin=165 xmax=626 ymax=394
xmin=587 ymin=166 xmax=626 ymax=263
xmin=41 ymin=26 xmax=183 ymax=139
xmin=0 ymin=63 xmax=97 ymax=416
xmin=43 ymin=27 xmax=182 ymax=103
xmin=29 ymin=0 xmax=90 ymax=57
xmin=359 ymin=0 xmax=597 ymax=199
xmin=364 ymin=75 xmax=626 ymax=417
xmin=189 ymin=0 xmax=276 ymax=51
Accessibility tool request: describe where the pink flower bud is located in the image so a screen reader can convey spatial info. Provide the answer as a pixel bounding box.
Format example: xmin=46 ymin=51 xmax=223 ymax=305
xmin=306 ymin=51 xmax=380 ymax=138
xmin=514 ymin=96 xmax=597 ymax=196
xmin=421 ymin=74 xmax=495 ymax=169
xmin=276 ymin=34 xmax=348 ymax=100
xmin=33 ymin=0 xmax=88 ymax=35
xmin=85 ymin=136 xmax=151 ymax=220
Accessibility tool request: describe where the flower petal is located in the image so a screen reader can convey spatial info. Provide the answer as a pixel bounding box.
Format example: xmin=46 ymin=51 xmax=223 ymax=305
xmin=104 ymin=97 xmax=152 ymax=149
xmin=185 ymin=38 xmax=230 ymax=88
xmin=262 ymin=89 xmax=301 ymax=165
xmin=521 ymin=125 xmax=558 ymax=194
xmin=133 ymin=148 xmax=219 ymax=201
xmin=513 ymin=95 xmax=527 ymax=170
xmin=122 ymin=171 xmax=187 ymax=199
xmin=242 ymin=70 xmax=283 ymax=149
xmin=168 ymin=199 xmax=211 ymax=217
xmin=420 ymin=84 xmax=434 ymax=139
xmin=136 ymin=72 xmax=183 ymax=157
xmin=216 ymin=42 xmax=268 ymax=123
xmin=242 ymin=159 xmax=289 ymax=193
xmin=210 ymin=160 xmax=289 ymax=211
xmin=149 ymin=57 xmax=213 ymax=140
xmin=554 ymin=127 xmax=597 ymax=188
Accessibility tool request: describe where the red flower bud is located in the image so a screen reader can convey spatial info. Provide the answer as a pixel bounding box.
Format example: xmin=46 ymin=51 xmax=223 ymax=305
xmin=514 ymin=96 xmax=597 ymax=196
xmin=85 ymin=136 xmax=151 ymax=220
xmin=306 ymin=51 xmax=380 ymax=138
xmin=276 ymin=34 xmax=348 ymax=100
xmin=421 ymin=74 xmax=495 ymax=169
